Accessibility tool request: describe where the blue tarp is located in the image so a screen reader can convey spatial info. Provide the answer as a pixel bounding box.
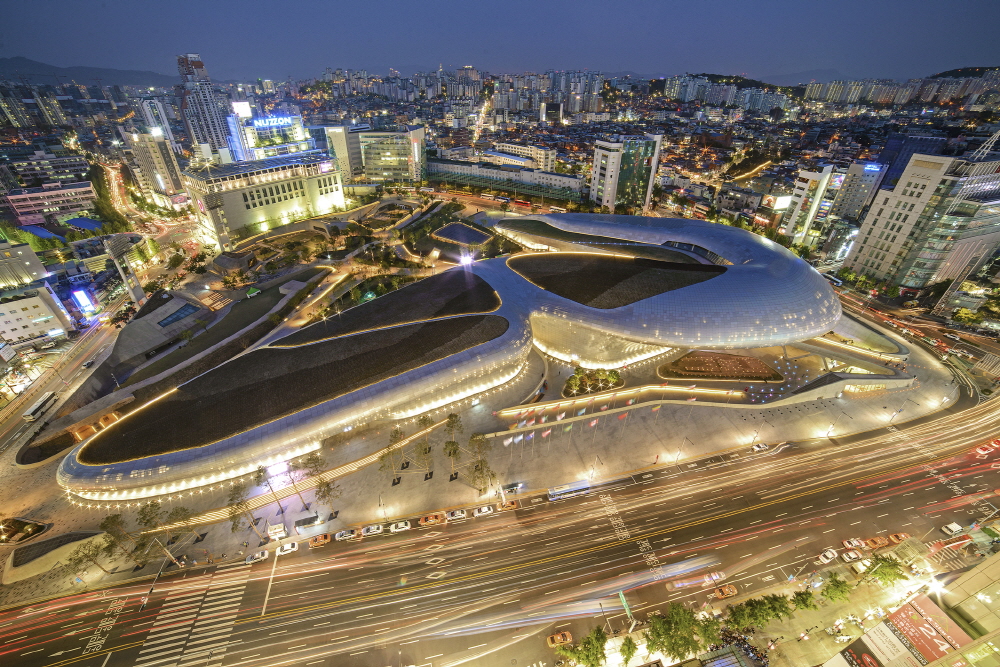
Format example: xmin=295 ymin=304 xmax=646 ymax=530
xmin=63 ymin=217 xmax=103 ymax=232
xmin=20 ymin=225 xmax=60 ymax=239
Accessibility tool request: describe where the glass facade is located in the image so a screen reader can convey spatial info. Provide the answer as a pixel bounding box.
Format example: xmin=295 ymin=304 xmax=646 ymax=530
xmin=616 ymin=138 xmax=658 ymax=209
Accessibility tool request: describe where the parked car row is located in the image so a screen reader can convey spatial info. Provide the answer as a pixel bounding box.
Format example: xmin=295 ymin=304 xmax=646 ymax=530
xmin=817 ymin=532 xmax=913 ymax=565
xmin=244 ymin=501 xmax=520 ymax=563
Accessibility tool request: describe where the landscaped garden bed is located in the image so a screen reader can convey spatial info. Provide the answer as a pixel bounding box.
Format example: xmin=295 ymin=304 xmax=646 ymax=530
xmin=562 ymin=367 xmax=624 ymax=397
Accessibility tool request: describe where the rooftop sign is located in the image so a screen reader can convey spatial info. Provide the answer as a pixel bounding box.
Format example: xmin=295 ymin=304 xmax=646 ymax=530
xmin=253 ymin=116 xmax=293 ymax=129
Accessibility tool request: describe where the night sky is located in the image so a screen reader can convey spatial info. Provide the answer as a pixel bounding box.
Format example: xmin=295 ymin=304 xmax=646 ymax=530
xmin=1 ymin=0 xmax=997 ymax=83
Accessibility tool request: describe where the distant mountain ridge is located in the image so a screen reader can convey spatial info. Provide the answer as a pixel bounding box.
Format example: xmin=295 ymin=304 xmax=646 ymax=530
xmin=0 ymin=57 xmax=177 ymax=87
xmin=930 ymin=66 xmax=999 ymax=79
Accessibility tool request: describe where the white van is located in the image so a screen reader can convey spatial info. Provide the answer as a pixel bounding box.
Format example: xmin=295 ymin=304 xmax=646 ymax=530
xmin=942 ymin=522 xmax=964 ymax=536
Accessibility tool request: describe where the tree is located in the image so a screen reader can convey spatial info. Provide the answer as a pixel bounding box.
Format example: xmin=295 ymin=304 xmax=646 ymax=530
xmin=165 ymin=506 xmax=201 ymax=540
xmin=865 ymin=554 xmax=909 ymax=587
xmin=953 ymin=307 xmax=983 ymax=325
xmin=314 ymin=478 xmax=341 ymax=511
xmin=620 ymin=635 xmax=638 ymax=666
xmin=644 ymin=603 xmax=706 ymax=661
xmin=167 ymin=253 xmax=184 ymax=270
xmin=763 ymin=593 xmax=794 ymax=621
xmin=445 ymin=413 xmax=463 ymax=441
xmin=821 ymin=572 xmax=853 ymax=603
xmin=226 ymin=482 xmax=265 ymax=540
xmin=792 ymin=590 xmax=818 ymax=611
xmin=252 ymin=465 xmax=284 ymax=515
xmin=137 ymin=500 xmax=167 ymax=536
xmin=66 ymin=541 xmax=111 ymax=575
xmin=444 ymin=440 xmax=461 ymax=473
xmin=555 ymin=626 xmax=608 ymax=667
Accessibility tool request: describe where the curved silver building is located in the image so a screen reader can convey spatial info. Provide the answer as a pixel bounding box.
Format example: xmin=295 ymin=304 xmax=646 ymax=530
xmin=58 ymin=214 xmax=841 ymax=500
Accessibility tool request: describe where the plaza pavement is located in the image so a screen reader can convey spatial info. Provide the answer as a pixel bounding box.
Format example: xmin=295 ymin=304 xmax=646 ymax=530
xmin=0 ymin=321 xmax=966 ymax=608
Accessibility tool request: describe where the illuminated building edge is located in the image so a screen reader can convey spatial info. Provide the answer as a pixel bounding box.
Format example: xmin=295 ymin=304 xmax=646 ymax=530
xmin=57 ymin=214 xmax=840 ymax=500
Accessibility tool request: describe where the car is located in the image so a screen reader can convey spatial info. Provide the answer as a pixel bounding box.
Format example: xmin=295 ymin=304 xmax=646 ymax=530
xmin=499 ymin=500 xmax=517 ymax=511
xmin=842 ymin=550 xmax=863 ymax=562
xmin=865 ymin=536 xmax=890 ymax=549
xmin=245 ymin=550 xmax=268 ymax=564
xmin=276 ymin=541 xmax=299 ymax=556
xmin=751 ymin=443 xmax=769 ymax=452
xmin=942 ymin=522 xmax=965 ymax=536
xmin=82 ymin=359 xmax=96 ymax=368
xmin=361 ymin=524 xmax=383 ymax=537
xmin=419 ymin=513 xmax=446 ymax=526
xmin=944 ymin=333 xmax=961 ymax=341
xmin=389 ymin=521 xmax=411 ymax=534
xmin=976 ymin=445 xmax=995 ymax=455
xmin=308 ymin=534 xmax=331 ymax=548
xmin=473 ymin=505 xmax=494 ymax=518
xmin=715 ymin=584 xmax=738 ymax=599
xmin=842 ymin=538 xmax=865 ymax=550
xmin=445 ymin=509 xmax=467 ymax=521
xmin=818 ymin=549 xmax=838 ymax=564
xmin=501 ymin=482 xmax=525 ymax=494
xmin=546 ymin=632 xmax=573 ymax=648
xmin=334 ymin=529 xmax=358 ymax=541
xmin=887 ymin=532 xmax=911 ymax=544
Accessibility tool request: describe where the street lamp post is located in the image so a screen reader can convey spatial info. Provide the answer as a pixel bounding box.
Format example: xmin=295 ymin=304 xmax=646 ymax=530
xmin=889 ymin=398 xmax=920 ymax=423
xmin=827 ymin=410 xmax=854 ymax=437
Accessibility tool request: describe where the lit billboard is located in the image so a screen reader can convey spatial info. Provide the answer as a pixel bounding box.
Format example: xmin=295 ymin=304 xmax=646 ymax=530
xmin=827 ymin=595 xmax=972 ymax=667
xmin=71 ymin=289 xmax=98 ymax=314
xmin=232 ymin=101 xmax=253 ymax=118
xmin=763 ymin=195 xmax=793 ymax=210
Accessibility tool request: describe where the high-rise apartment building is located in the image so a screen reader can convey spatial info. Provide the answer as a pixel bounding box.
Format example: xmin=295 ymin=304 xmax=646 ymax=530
xmin=589 ymin=134 xmax=663 ymax=212
xmin=786 ymin=165 xmax=839 ymax=245
xmin=844 ymin=152 xmax=1000 ymax=288
xmin=177 ymin=54 xmax=230 ymax=154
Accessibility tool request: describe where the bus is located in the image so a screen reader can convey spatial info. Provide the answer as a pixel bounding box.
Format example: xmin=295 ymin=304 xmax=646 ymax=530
xmin=22 ymin=391 xmax=57 ymax=423
xmin=549 ymin=206 xmax=567 ymax=213
xmin=418 ymin=187 xmax=434 ymax=193
xmin=821 ymin=273 xmax=843 ymax=287
xmin=495 ymin=196 xmax=511 ymax=204
xmin=514 ymin=199 xmax=531 ymax=208
xmin=481 ymin=193 xmax=495 ymax=200
xmin=548 ymin=480 xmax=591 ymax=501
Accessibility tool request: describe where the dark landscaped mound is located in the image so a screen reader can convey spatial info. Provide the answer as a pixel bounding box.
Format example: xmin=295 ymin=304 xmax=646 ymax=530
xmin=275 ymin=270 xmax=500 ymax=347
xmin=508 ymin=254 xmax=724 ymax=309
xmin=80 ymin=315 xmax=509 ymax=463
xmin=499 ymin=218 xmax=701 ymax=264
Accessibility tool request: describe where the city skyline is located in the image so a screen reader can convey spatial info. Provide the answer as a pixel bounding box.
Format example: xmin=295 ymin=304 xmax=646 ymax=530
xmin=0 ymin=0 xmax=997 ymax=83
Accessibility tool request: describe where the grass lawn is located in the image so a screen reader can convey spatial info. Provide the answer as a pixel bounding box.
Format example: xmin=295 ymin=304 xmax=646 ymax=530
xmin=124 ymin=268 xmax=324 ymax=386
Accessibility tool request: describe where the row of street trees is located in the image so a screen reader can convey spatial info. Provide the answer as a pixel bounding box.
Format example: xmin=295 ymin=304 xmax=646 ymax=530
xmin=556 ymin=555 xmax=909 ymax=666
xmin=378 ymin=414 xmax=498 ymax=494
xmin=66 ymin=451 xmax=342 ymax=576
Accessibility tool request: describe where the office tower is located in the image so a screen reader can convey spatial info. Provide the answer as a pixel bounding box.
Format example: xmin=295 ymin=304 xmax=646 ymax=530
xmin=127 ymin=128 xmax=184 ymax=202
xmin=843 ymin=150 xmax=1000 ymax=288
xmin=227 ymin=114 xmax=314 ymax=162
xmin=182 ymin=154 xmax=344 ymax=251
xmin=177 ymin=54 xmax=230 ymax=154
xmin=877 ymin=132 xmax=947 ymax=190
xmin=831 ymin=162 xmax=887 ymax=221
xmin=358 ymin=126 xmax=426 ymax=182
xmin=589 ymin=134 xmax=663 ymax=212
xmin=786 ymin=165 xmax=841 ymax=245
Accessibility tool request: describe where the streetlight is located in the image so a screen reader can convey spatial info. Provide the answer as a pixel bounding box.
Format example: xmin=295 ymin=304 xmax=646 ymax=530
xmin=889 ymin=398 xmax=920 ymax=423
xmin=827 ymin=410 xmax=854 ymax=437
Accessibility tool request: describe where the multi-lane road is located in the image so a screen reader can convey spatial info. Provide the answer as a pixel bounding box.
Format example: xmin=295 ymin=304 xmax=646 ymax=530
xmin=2 ymin=377 xmax=999 ymax=667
